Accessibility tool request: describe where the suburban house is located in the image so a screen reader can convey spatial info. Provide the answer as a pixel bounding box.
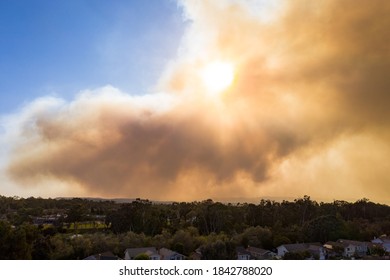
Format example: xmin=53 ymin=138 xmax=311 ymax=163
xmin=124 ymin=247 xmax=160 ymax=260
xmin=32 ymin=214 xmax=62 ymax=226
xmin=324 ymin=239 xmax=370 ymax=258
xmin=371 ymin=235 xmax=390 ymax=253
xmin=189 ymin=248 xmax=202 ymax=260
xmin=236 ymin=246 xmax=276 ymax=260
xmin=84 ymin=251 xmax=120 ymax=260
xmin=277 ymin=243 xmax=325 ymax=260
xmin=323 ymin=241 xmax=345 ymax=258
xmin=246 ymin=246 xmax=276 ymax=260
xmin=236 ymin=247 xmax=252 ymax=260
xmin=159 ymin=248 xmax=185 ymax=260
xmin=124 ymin=247 xmax=185 ymax=260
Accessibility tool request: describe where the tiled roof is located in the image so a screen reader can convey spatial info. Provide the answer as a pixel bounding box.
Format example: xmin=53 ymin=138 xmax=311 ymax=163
xmin=281 ymin=243 xmax=322 ymax=253
xmin=236 ymin=246 xmax=251 ymax=255
xmin=159 ymin=248 xmax=185 ymax=260
xmin=247 ymin=246 xmax=272 ymax=256
xmin=125 ymin=247 xmax=158 ymax=258
xmin=337 ymin=239 xmax=369 ymax=246
xmin=325 ymin=241 xmax=348 ymax=248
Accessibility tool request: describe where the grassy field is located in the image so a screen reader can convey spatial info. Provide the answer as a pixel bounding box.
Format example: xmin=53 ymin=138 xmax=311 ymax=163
xmin=65 ymin=221 xmax=108 ymax=230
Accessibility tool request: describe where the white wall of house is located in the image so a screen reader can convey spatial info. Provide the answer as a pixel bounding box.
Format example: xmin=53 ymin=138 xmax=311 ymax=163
xmin=150 ymin=254 xmax=160 ymax=260
xmin=372 ymin=238 xmax=390 ymax=252
xmin=344 ymin=245 xmax=355 ymax=257
xmin=383 ymin=244 xmax=390 ymax=252
xmin=276 ymin=246 xmax=288 ymax=257
xmin=237 ymin=254 xmax=250 ymax=260
xmin=343 ymin=244 xmax=367 ymax=257
xmin=167 ymin=254 xmax=185 ymax=260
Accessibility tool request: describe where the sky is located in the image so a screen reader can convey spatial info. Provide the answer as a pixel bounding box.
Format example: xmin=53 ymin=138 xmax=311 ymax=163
xmin=0 ymin=0 xmax=184 ymax=112
xmin=1 ymin=0 xmax=390 ymax=204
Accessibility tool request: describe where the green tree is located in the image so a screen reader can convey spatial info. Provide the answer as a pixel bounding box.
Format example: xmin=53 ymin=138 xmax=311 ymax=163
xmin=32 ymin=237 xmax=51 ymax=259
xmin=0 ymin=221 xmax=11 ymax=259
xmin=273 ymin=235 xmax=291 ymax=248
xmin=237 ymin=226 xmax=273 ymax=249
xmin=283 ymin=251 xmax=311 ymax=260
xmin=370 ymin=246 xmax=386 ymax=257
xmin=201 ymin=240 xmax=237 ymax=260
xmin=303 ymin=215 xmax=345 ymax=243
xmin=66 ymin=204 xmax=86 ymax=231
xmin=134 ymin=253 xmax=150 ymax=260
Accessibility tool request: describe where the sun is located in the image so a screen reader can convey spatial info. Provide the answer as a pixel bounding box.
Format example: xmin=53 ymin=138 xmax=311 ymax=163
xmin=201 ymin=61 xmax=235 ymax=94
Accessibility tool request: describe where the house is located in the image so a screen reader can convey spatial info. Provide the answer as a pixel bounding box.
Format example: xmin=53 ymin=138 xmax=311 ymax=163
xmin=159 ymin=248 xmax=185 ymax=260
xmin=323 ymin=241 xmax=345 ymax=258
xmin=371 ymin=235 xmax=390 ymax=253
xmin=324 ymin=239 xmax=370 ymax=258
xmin=337 ymin=239 xmax=370 ymax=258
xmin=84 ymin=251 xmax=120 ymax=260
xmin=190 ymin=248 xmax=202 ymax=260
xmin=124 ymin=247 xmax=186 ymax=260
xmin=246 ymin=246 xmax=276 ymax=260
xmin=32 ymin=215 xmax=61 ymax=226
xmin=124 ymin=247 xmax=160 ymax=260
xmin=236 ymin=247 xmax=252 ymax=260
xmin=277 ymin=243 xmax=300 ymax=257
xmin=277 ymin=243 xmax=325 ymax=259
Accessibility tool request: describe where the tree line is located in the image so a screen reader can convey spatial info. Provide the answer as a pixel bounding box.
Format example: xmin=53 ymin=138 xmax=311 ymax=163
xmin=0 ymin=195 xmax=389 ymax=259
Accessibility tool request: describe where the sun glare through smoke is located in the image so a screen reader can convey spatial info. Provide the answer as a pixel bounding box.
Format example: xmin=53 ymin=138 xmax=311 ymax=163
xmin=201 ymin=61 xmax=235 ymax=95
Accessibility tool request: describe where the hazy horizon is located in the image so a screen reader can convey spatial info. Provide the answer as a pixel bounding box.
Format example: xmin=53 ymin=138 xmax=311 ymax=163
xmin=3 ymin=193 xmax=389 ymax=207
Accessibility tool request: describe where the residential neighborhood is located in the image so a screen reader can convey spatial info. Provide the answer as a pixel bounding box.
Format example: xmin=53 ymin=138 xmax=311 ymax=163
xmin=277 ymin=243 xmax=325 ymax=260
xmin=0 ymin=195 xmax=389 ymax=260
xmin=84 ymin=238 xmax=390 ymax=260
xmin=122 ymin=247 xmax=186 ymax=260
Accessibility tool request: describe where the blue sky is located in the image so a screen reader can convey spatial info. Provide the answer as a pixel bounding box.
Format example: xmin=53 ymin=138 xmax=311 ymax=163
xmin=0 ymin=0 xmax=185 ymax=113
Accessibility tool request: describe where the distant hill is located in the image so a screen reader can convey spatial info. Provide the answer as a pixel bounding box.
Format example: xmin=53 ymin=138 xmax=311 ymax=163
xmin=55 ymin=197 xmax=175 ymax=204
xmin=55 ymin=196 xmax=298 ymax=204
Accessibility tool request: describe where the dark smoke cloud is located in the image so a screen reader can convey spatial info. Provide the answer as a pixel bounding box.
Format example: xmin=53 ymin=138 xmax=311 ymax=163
xmin=3 ymin=0 xmax=390 ymax=202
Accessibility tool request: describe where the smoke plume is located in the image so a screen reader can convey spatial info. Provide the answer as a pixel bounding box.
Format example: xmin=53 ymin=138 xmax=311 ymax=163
xmin=2 ymin=0 xmax=390 ymax=202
